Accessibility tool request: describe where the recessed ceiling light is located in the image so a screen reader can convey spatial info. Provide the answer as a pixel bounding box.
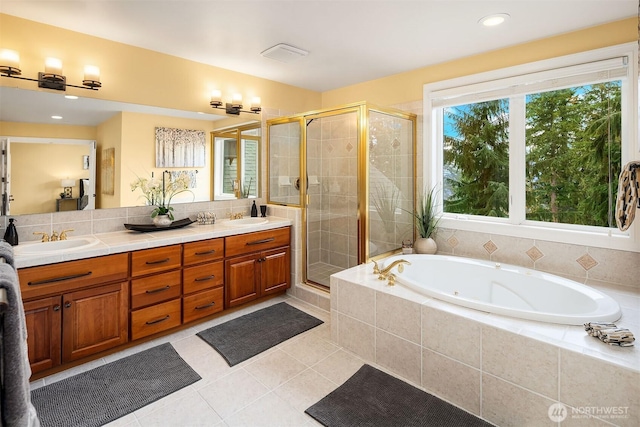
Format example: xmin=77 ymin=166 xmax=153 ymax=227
xmin=51 ymin=115 xmax=63 ymax=120
xmin=65 ymin=95 xmax=78 ymax=100
xmin=479 ymin=13 xmax=510 ymax=27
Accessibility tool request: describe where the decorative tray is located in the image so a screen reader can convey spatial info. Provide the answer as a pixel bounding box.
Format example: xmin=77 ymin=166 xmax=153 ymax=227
xmin=124 ymin=218 xmax=195 ymax=232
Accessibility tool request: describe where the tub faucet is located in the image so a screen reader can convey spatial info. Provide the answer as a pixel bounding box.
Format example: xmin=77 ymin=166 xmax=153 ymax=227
xmin=373 ymin=259 xmax=411 ymax=280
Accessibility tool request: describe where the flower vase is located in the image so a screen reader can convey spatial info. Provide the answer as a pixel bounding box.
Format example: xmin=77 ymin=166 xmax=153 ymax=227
xmin=414 ymin=237 xmax=437 ymax=254
xmin=153 ymin=214 xmax=172 ymax=227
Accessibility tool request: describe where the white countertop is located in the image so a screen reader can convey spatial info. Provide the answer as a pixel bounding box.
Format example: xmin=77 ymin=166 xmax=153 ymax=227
xmin=14 ymin=217 xmax=292 ymax=269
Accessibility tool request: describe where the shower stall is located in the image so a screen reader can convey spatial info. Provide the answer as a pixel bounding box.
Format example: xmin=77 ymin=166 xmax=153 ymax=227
xmin=267 ymin=102 xmax=416 ymax=288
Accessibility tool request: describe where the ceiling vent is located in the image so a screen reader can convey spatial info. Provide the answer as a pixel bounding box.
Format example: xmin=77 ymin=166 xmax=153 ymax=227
xmin=261 ymin=44 xmax=308 ymax=63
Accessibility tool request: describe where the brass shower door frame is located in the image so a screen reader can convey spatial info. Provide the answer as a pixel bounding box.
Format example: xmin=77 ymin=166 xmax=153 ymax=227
xmin=266 ymin=101 xmax=417 ymax=288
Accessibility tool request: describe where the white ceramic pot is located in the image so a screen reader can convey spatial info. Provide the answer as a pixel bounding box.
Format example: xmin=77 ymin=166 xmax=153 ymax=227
xmin=414 ymin=237 xmax=437 ymax=254
xmin=153 ymin=214 xmax=172 ymax=227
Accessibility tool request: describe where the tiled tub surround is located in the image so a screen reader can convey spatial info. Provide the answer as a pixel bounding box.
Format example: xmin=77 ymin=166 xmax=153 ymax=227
xmin=434 ymin=228 xmax=640 ymax=292
xmin=331 ymin=264 xmax=640 ymax=427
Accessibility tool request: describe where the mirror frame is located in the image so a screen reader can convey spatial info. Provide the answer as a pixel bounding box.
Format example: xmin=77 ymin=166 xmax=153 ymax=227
xmin=211 ymin=122 xmax=261 ymax=200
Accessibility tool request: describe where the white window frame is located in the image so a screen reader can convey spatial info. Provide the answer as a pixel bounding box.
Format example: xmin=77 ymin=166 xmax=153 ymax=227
xmin=424 ymin=43 xmax=639 ymax=252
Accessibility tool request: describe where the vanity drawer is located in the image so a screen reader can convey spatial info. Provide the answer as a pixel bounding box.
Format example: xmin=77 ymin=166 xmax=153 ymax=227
xmin=131 ymin=245 xmax=181 ymax=277
xmin=131 ymin=298 xmax=181 ymax=340
xmin=182 ymin=287 xmax=224 ymax=323
xmin=183 ymin=261 xmax=224 ymax=294
xmin=18 ymin=253 xmax=129 ymax=300
xmin=183 ymin=238 xmax=224 ymax=266
xmin=225 ymin=227 xmax=290 ymax=258
xmin=131 ymin=270 xmax=182 ymax=309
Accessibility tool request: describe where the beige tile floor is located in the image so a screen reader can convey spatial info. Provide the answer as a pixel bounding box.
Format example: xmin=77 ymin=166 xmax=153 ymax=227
xmin=307 ymin=262 xmax=344 ymax=288
xmin=30 ymin=296 xmax=367 ymax=427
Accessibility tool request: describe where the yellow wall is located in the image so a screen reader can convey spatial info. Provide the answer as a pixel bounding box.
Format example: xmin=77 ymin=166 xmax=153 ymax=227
xmin=11 ymin=142 xmax=89 ymax=214
xmin=119 ymin=112 xmax=215 ymax=207
xmin=322 ymin=18 xmax=638 ymax=107
xmin=0 ymin=14 xmax=322 ymax=115
xmin=96 ymin=113 xmax=122 ymax=209
xmin=0 ymin=121 xmax=96 ymax=139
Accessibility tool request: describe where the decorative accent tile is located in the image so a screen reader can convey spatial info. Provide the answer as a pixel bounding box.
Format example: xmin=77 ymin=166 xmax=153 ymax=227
xmin=326 ymin=144 xmax=334 ymax=153
xmin=483 ymin=240 xmax=498 ymax=254
xmin=576 ymin=253 xmax=598 ymax=271
xmin=447 ymin=235 xmax=459 ymax=248
xmin=346 ymin=142 xmax=354 ymax=152
xmin=526 ymin=246 xmax=544 ymax=262
xmin=391 ymin=138 xmax=401 ymax=149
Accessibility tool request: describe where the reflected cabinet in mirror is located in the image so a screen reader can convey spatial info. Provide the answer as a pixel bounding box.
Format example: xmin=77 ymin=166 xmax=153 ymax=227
xmin=212 ymin=123 xmax=261 ymax=200
xmin=0 ymin=86 xmax=260 ymax=215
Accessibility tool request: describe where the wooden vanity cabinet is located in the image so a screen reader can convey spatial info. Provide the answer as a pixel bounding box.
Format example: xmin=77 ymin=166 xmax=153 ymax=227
xmin=130 ymin=245 xmax=183 ymax=340
xmin=18 ymin=253 xmax=129 ymax=374
xmin=182 ymin=238 xmax=225 ymax=323
xmin=225 ymin=227 xmax=290 ymax=308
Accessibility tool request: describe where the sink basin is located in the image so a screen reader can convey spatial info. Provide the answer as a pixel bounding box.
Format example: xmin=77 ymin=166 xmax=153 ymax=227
xmin=219 ymin=217 xmax=268 ymax=228
xmin=15 ymin=237 xmax=101 ymax=255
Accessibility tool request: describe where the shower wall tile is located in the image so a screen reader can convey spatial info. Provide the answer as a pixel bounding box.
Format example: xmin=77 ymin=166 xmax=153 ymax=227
xmin=422 ymin=348 xmax=481 ymax=416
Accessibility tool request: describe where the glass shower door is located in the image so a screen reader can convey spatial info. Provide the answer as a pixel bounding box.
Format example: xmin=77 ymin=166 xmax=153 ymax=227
xmin=306 ymin=111 xmax=359 ymax=287
xmin=368 ymin=110 xmax=415 ymax=257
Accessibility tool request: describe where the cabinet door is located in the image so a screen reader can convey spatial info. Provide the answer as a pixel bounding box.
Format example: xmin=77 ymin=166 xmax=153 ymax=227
xmin=225 ymin=253 xmax=259 ymax=308
xmin=260 ymin=247 xmax=291 ymax=295
xmin=23 ymin=296 xmax=62 ymax=375
xmin=62 ymin=282 xmax=129 ymax=362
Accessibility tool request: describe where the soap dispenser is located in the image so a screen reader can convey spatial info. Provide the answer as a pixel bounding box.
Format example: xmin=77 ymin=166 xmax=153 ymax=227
xmin=251 ymin=201 xmax=258 ymax=217
xmin=3 ymin=218 xmax=18 ymax=246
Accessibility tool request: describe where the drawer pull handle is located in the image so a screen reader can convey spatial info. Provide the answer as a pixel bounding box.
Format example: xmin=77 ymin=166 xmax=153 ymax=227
xmin=195 ymin=302 xmax=216 ymax=310
xmin=28 ymin=271 xmax=92 ymax=286
xmin=145 ymin=258 xmax=170 ymax=265
xmin=145 ymin=285 xmax=171 ymax=294
xmin=195 ymin=275 xmax=215 ymax=282
xmin=246 ymin=237 xmax=275 ymax=246
xmin=146 ymin=315 xmax=170 ymax=325
xmin=195 ymin=250 xmax=216 ymax=256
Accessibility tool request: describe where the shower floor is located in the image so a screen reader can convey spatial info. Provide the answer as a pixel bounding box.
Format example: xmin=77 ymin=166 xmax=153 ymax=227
xmin=307 ymin=262 xmax=345 ymax=287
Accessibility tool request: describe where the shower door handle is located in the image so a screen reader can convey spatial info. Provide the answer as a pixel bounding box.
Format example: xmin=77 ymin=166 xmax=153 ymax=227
xmin=294 ymin=177 xmax=300 ymax=190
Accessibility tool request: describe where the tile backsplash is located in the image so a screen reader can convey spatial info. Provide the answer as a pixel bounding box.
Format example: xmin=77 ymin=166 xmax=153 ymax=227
xmin=434 ymin=227 xmax=640 ymax=290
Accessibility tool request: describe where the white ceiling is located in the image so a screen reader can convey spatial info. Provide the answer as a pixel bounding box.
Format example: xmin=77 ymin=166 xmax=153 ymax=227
xmin=1 ymin=0 xmax=637 ymax=92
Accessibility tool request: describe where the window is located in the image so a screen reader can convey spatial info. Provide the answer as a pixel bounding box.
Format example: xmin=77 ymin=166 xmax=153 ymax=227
xmin=425 ymin=44 xmax=638 ymax=250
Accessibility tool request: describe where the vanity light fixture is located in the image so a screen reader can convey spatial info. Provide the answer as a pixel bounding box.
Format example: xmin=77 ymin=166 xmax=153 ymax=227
xmin=0 ymin=49 xmax=102 ymax=91
xmin=210 ymin=90 xmax=261 ymax=115
xmin=478 ymin=13 xmax=510 ymax=27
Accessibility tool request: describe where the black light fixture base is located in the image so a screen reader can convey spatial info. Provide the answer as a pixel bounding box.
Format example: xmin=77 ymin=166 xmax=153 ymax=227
xmin=38 ymin=72 xmax=66 ymax=91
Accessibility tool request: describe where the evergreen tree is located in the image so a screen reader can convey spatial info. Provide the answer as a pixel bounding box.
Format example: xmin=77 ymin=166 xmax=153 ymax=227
xmin=443 ymin=99 xmax=509 ymax=217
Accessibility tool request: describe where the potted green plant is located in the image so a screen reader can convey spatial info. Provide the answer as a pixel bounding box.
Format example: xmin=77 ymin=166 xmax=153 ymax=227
xmin=412 ymin=186 xmax=440 ymax=254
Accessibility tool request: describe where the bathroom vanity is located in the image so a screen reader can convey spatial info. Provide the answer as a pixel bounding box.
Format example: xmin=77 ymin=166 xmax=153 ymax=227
xmin=15 ymin=219 xmax=291 ymax=377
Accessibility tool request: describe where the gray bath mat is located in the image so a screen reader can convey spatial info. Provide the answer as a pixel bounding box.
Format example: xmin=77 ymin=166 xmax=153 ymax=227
xmin=197 ymin=302 xmax=323 ymax=366
xmin=306 ymin=364 xmax=492 ymax=427
xmin=31 ymin=343 xmax=200 ymax=427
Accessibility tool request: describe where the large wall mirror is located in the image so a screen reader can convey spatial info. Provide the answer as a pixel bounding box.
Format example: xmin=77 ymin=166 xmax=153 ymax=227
xmin=0 ymin=87 xmax=259 ymax=215
xmin=212 ymin=123 xmax=261 ymax=200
